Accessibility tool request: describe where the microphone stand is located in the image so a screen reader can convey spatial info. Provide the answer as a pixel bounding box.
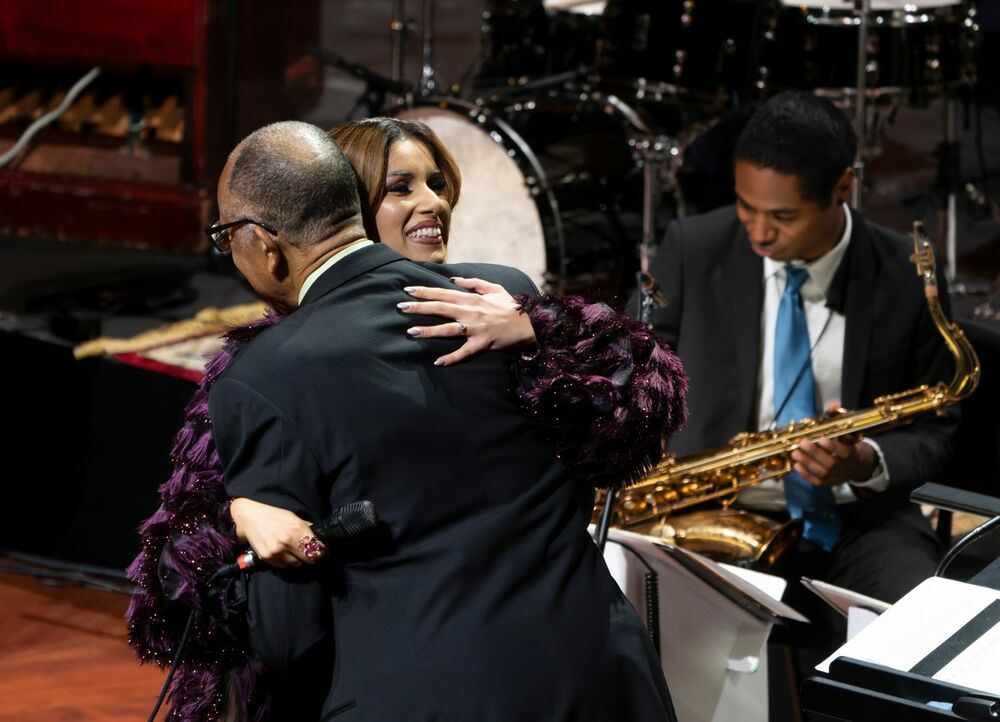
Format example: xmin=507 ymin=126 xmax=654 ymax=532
xmin=937 ymin=515 xmax=1000 ymax=578
xmin=594 ymin=489 xmax=618 ymax=552
xmin=851 ymin=0 xmax=871 ymax=210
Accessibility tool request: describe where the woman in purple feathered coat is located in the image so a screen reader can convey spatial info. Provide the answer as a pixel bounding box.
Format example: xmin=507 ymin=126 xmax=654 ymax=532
xmin=127 ymin=117 xmax=688 ymax=721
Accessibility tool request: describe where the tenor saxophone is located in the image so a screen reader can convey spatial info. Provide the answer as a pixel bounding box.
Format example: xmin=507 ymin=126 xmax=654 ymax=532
xmin=607 ymin=221 xmax=981 ymax=569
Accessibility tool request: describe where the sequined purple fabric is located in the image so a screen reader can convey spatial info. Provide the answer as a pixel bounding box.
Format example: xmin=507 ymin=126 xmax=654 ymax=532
xmin=515 ymin=295 xmax=688 ymax=489
xmin=126 ymin=314 xmax=282 ymax=722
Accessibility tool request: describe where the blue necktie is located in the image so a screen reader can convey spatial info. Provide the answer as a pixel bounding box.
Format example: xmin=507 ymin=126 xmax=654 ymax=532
xmin=774 ymin=265 xmax=842 ymax=551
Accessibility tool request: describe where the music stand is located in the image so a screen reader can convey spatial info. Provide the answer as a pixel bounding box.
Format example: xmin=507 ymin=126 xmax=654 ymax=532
xmin=603 ymin=528 xmax=807 ymax=722
xmin=803 ymin=657 xmax=1000 ymax=721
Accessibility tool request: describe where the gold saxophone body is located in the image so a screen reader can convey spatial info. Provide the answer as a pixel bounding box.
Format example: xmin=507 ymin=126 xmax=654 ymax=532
xmin=606 ymin=221 xmax=981 ymax=570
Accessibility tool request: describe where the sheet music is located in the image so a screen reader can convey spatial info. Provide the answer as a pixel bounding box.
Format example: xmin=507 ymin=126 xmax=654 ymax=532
xmin=934 ymin=618 xmax=1000 ymax=695
xmin=602 ymin=528 xmax=809 ymax=622
xmin=818 ymin=577 xmax=1000 ymax=695
xmin=846 ymin=607 xmax=879 ymax=641
xmin=801 ymin=577 xmax=891 ymax=617
xmin=721 ymin=563 xmax=788 ymax=605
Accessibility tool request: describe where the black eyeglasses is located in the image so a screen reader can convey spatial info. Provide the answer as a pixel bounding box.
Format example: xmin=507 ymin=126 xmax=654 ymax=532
xmin=204 ymin=218 xmax=278 ymax=253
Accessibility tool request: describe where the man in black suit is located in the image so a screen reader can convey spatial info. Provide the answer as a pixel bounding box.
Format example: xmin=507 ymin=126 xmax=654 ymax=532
xmin=644 ymin=91 xmax=958 ymax=604
xmin=207 ymin=121 xmax=675 ymax=721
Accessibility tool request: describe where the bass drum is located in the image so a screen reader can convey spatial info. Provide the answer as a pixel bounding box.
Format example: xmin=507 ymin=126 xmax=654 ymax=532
xmin=393 ymin=96 xmax=648 ymax=298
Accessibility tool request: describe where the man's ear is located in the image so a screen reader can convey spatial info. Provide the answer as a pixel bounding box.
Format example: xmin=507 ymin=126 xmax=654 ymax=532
xmin=252 ymin=224 xmax=288 ymax=280
xmin=834 ymin=167 xmax=854 ymax=204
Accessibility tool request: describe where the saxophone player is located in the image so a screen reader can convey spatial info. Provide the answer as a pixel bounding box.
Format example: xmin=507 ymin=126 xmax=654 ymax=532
xmin=643 ymin=91 xmax=959 ymax=613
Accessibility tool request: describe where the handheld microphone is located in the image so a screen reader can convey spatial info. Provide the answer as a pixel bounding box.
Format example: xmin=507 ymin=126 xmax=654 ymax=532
xmin=210 ymin=500 xmax=378 ymax=583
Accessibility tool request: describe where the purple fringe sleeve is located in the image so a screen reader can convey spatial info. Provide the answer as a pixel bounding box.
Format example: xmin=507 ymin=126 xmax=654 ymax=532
xmin=515 ymin=294 xmax=688 ymax=489
xmin=125 ymin=314 xmax=283 ymax=722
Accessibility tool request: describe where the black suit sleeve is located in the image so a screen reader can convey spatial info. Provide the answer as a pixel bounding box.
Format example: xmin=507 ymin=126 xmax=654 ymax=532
xmin=442 ymin=262 xmax=541 ymax=298
xmin=210 ymin=377 xmax=326 ymax=518
xmin=209 ymin=377 xmax=332 ymax=673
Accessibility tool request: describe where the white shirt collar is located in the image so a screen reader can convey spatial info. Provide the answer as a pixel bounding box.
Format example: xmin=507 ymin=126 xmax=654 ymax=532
xmin=763 ymin=203 xmax=852 ymax=299
xmin=296 ymin=240 xmax=374 ymax=306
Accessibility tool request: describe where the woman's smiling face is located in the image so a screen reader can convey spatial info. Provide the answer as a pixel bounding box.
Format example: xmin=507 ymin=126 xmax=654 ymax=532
xmin=374 ymin=138 xmax=452 ymax=264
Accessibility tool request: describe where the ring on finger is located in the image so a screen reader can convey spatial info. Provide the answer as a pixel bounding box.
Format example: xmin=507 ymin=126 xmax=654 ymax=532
xmin=298 ymin=535 xmax=325 ymax=561
xmin=456 ymin=321 xmax=467 ymax=336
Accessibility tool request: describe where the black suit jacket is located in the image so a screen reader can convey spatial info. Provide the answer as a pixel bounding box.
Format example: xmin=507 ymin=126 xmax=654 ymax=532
xmin=645 ymin=206 xmax=959 ymax=505
xmin=210 ymin=245 xmax=670 ymax=721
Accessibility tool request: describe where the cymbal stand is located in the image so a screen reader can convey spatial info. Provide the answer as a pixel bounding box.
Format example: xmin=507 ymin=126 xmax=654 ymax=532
xmin=390 ymin=0 xmax=408 ymax=88
xmin=632 ymin=138 xmax=671 ymax=322
xmin=851 ymin=0 xmax=871 ymax=209
xmin=939 ymin=97 xmax=960 ymax=283
xmin=637 ymin=137 xmax=671 ymax=274
xmin=602 ymin=92 xmax=671 ymax=325
xmin=419 ymin=0 xmax=437 ymax=95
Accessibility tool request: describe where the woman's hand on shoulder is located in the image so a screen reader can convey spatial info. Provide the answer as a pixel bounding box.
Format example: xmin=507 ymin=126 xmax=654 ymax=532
xmin=229 ymin=497 xmax=326 ymax=567
xmin=397 ymin=276 xmax=537 ymax=366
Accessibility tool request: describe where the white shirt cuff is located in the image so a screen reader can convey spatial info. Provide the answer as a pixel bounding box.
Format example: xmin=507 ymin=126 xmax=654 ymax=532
xmin=850 ymin=438 xmax=890 ymax=492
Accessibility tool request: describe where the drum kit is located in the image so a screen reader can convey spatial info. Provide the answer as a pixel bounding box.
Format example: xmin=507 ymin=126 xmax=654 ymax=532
xmin=321 ymin=0 xmax=980 ymax=297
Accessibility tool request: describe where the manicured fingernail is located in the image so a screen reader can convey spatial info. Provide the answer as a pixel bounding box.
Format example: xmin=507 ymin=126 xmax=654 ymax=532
xmin=433 ymin=359 xmax=445 ymax=366
xmin=406 ymin=327 xmax=421 ymax=336
xmin=396 ymin=302 xmax=411 ymax=310
xmin=403 ymin=286 xmax=417 ymax=293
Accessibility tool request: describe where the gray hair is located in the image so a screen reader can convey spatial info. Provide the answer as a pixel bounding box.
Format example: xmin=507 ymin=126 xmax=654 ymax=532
xmin=227 ymin=121 xmax=362 ymax=247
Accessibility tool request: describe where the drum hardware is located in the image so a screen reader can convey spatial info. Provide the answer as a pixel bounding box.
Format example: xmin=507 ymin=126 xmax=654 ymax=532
xmin=308 ymin=46 xmax=413 ymax=120
xmin=852 ymin=0 xmax=872 ymax=209
xmin=763 ymin=0 xmax=979 ymax=218
xmin=419 ymin=0 xmax=437 ymax=95
xmin=940 ymin=95 xmax=960 ymax=282
xmin=628 ymin=130 xmax=673 ymax=326
xmin=816 ymin=88 xmax=902 ymax=165
xmin=473 ymin=66 xmax=592 ymax=104
xmin=633 ymin=135 xmax=672 ymax=265
xmin=767 ymin=0 xmax=978 ymax=107
xmin=595 ymin=0 xmax=768 ymax=114
xmin=390 ymin=0 xmax=409 ymax=88
xmin=476 ymin=1 xmax=598 ymax=87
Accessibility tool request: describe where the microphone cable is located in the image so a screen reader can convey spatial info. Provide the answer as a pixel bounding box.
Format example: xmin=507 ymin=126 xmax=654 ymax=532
xmin=147 ymin=608 xmax=196 ymax=722
xmin=145 ymin=501 xmax=378 ymax=721
xmin=936 ymin=515 xmax=1000 ymax=579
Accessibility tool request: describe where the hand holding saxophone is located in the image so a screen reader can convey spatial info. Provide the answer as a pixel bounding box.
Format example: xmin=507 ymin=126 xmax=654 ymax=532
xmin=792 ymin=436 xmax=878 ymax=487
xmin=792 ymin=401 xmax=879 ymax=487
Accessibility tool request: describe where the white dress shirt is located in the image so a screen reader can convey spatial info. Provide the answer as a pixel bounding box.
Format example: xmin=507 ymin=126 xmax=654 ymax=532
xmin=740 ymin=205 xmax=890 ymax=511
xmin=297 ymin=240 xmax=374 ymax=306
